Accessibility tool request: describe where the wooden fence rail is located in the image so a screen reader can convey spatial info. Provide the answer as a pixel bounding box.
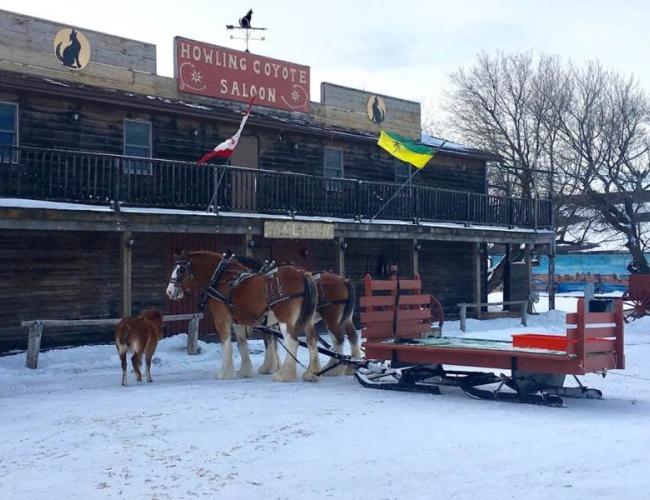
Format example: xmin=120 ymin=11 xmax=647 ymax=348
xmin=21 ymin=313 xmax=204 ymax=369
xmin=458 ymin=301 xmax=528 ymax=332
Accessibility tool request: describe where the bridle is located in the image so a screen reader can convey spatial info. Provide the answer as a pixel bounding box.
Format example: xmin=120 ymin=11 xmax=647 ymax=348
xmin=169 ymin=259 xmax=194 ymax=288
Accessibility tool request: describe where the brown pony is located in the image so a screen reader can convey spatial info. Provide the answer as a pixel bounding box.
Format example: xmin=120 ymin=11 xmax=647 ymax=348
xmin=258 ymin=270 xmax=361 ymax=376
xmin=115 ymin=309 xmax=164 ymax=386
xmin=166 ymin=251 xmax=321 ymax=382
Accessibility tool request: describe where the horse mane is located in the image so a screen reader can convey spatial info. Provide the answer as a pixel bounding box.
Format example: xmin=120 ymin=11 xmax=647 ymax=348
xmin=178 ymin=251 xmax=275 ymax=275
xmin=233 ymin=255 xmax=266 ymax=271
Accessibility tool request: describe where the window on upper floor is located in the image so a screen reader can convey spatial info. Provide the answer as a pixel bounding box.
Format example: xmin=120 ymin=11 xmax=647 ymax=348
xmin=394 ymin=161 xmax=412 ymax=186
xmin=123 ymin=119 xmax=152 ymax=174
xmin=324 ymin=147 xmax=343 ymax=191
xmin=0 ymin=102 xmax=18 ymax=163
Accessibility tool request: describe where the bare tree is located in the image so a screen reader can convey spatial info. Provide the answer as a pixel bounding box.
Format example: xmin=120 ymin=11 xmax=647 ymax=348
xmin=552 ymin=62 xmax=650 ymax=273
xmin=444 ymin=51 xmax=562 ymax=199
xmin=444 ymin=51 xmax=650 ymax=276
xmin=443 ymin=51 xmax=562 ymax=291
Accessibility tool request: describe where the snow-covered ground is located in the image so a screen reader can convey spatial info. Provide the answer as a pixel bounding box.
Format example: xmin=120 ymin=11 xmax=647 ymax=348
xmin=1 ymin=294 xmax=649 ymax=500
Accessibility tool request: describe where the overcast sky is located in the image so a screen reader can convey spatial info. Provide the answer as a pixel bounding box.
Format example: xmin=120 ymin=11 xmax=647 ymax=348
xmin=4 ymin=0 xmax=650 ymax=120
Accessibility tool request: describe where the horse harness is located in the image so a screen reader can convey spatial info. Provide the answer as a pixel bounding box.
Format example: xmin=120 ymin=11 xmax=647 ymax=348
xmin=312 ymin=272 xmax=349 ymax=309
xmin=199 ymin=256 xmax=309 ymax=324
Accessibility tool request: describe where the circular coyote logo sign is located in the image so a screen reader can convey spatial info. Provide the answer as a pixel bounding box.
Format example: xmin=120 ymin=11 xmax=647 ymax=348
xmin=367 ymin=95 xmax=386 ymax=124
xmin=53 ymin=28 xmax=91 ymax=70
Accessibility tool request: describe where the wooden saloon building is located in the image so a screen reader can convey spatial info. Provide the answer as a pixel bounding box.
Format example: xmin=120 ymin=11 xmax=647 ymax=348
xmin=0 ymin=10 xmax=555 ymax=351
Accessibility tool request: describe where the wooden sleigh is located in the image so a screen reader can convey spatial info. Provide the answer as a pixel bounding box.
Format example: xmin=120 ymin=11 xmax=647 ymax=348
xmin=356 ymin=274 xmax=625 ymax=406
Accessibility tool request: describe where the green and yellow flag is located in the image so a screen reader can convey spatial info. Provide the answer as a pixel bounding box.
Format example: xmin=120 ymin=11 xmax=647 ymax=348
xmin=377 ymin=130 xmax=434 ymax=169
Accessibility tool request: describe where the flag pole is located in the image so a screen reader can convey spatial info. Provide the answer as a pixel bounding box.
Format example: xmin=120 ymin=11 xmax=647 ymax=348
xmin=207 ymin=158 xmax=230 ymax=213
xmin=201 ymin=97 xmax=256 ymax=212
xmin=370 ymin=166 xmax=422 ymax=222
xmin=370 ymin=140 xmax=446 ymax=222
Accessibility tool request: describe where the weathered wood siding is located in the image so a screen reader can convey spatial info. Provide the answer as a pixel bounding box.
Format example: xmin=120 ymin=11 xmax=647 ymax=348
xmin=0 ymin=9 xmax=156 ymax=74
xmin=417 ymin=241 xmax=482 ymax=318
xmin=417 ymin=155 xmax=487 ymax=193
xmin=0 ymin=230 xmax=169 ymax=351
xmin=3 ymin=86 xmax=486 ymax=194
xmin=316 ymin=83 xmax=421 ymax=139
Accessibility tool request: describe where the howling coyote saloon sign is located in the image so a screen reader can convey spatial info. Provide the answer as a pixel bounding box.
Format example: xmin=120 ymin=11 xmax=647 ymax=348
xmin=174 ymin=37 xmax=310 ymax=113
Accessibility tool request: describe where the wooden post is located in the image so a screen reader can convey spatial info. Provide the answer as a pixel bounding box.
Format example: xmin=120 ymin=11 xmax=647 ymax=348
xmin=549 ymin=239 xmax=556 ymax=311
xmin=336 ymin=237 xmax=346 ymax=276
xmin=521 ymin=301 xmax=528 ymax=326
xmin=120 ymin=231 xmax=133 ymax=318
xmin=503 ymin=244 xmax=511 ymax=308
xmin=245 ymin=232 xmax=253 ymax=257
xmin=525 ymin=243 xmax=533 ymax=314
xmin=614 ymin=299 xmax=625 ymax=369
xmin=412 ymin=239 xmax=419 ymax=276
xmin=473 ymin=242 xmax=482 ymax=319
xmin=187 ymin=313 xmax=200 ymax=355
xmin=459 ymin=304 xmax=467 ymax=332
xmin=25 ymin=321 xmax=43 ymax=369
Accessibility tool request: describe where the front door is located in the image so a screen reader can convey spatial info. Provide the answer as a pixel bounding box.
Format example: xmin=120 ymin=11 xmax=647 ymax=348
xmin=230 ymin=135 xmax=259 ymax=212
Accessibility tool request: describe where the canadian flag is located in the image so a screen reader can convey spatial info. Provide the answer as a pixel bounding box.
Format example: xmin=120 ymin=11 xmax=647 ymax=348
xmin=197 ymin=97 xmax=255 ymax=165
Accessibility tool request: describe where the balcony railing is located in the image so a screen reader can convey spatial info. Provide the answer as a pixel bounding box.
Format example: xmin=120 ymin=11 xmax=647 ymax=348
xmin=0 ymin=146 xmax=552 ymax=229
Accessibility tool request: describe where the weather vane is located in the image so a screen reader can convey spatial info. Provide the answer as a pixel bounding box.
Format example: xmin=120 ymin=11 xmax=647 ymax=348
xmin=226 ymin=9 xmax=267 ymax=53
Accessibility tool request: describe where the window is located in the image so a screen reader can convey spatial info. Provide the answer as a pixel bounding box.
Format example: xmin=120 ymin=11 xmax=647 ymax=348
xmin=394 ymin=161 xmax=412 ymax=186
xmin=324 ymin=147 xmax=343 ymax=191
xmin=0 ymin=102 xmax=18 ymax=163
xmin=123 ymin=119 xmax=152 ymax=174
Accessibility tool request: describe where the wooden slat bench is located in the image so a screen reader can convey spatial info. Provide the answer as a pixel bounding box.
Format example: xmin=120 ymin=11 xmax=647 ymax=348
xmin=360 ymin=273 xmax=440 ymax=342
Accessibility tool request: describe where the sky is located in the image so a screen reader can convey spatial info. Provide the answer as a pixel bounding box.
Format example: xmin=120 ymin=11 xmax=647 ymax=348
xmin=2 ymin=293 xmax=649 ymax=499
xmin=3 ymin=0 xmax=650 ymax=121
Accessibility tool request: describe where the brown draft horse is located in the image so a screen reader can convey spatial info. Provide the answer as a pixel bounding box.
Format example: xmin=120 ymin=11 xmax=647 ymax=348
xmin=115 ymin=309 xmax=164 ymax=386
xmin=195 ymin=256 xmax=361 ymax=377
xmin=259 ymin=270 xmax=362 ymax=376
xmin=166 ymin=251 xmax=321 ymax=382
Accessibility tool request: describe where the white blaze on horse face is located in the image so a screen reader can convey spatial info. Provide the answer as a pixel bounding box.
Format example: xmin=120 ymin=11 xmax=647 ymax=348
xmin=166 ymin=265 xmax=184 ymax=300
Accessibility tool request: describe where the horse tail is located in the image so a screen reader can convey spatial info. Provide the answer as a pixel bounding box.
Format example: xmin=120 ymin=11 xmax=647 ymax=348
xmin=341 ymin=278 xmax=356 ymax=324
xmin=295 ymin=273 xmax=317 ymax=334
xmin=115 ymin=321 xmax=132 ymax=351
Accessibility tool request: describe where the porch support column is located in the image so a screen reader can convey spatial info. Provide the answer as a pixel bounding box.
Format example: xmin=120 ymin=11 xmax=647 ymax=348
xmin=120 ymin=231 xmax=133 ymax=318
xmin=549 ymin=239 xmax=556 ymax=311
xmin=524 ymin=243 xmax=533 ymax=313
xmin=503 ymin=244 xmax=511 ymax=306
xmin=245 ymin=231 xmax=254 ymax=258
xmin=336 ymin=237 xmax=346 ymax=276
xmin=412 ymin=239 xmax=420 ymax=276
xmin=473 ymin=242 xmax=482 ymax=319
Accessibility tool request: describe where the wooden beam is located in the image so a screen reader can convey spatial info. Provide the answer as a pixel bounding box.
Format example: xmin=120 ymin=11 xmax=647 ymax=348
xmin=245 ymin=232 xmax=254 ymax=257
xmin=525 ymin=243 xmax=533 ymax=313
xmin=120 ymin=231 xmax=133 ymax=318
xmin=336 ymin=237 xmax=346 ymax=276
xmin=25 ymin=321 xmax=43 ymax=369
xmin=473 ymin=242 xmax=482 ymax=319
xmin=549 ymin=240 xmax=556 ymax=311
xmin=413 ymin=239 xmax=420 ymax=276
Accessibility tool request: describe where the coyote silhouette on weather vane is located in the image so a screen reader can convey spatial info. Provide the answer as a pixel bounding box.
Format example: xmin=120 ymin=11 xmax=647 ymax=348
xmin=226 ymin=9 xmax=267 ymax=53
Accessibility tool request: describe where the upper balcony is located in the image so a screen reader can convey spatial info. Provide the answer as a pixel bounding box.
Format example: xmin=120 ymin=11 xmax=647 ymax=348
xmin=0 ymin=145 xmax=552 ymax=230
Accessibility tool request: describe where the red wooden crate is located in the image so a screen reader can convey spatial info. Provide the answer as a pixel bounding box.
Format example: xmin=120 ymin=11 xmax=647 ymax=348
xmin=512 ymin=333 xmax=608 ymax=352
xmin=512 ymin=334 xmax=573 ymax=351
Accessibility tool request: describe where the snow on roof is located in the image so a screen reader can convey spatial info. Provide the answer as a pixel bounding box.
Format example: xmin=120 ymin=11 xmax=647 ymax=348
xmin=421 ymin=133 xmax=501 ymax=161
xmin=421 ymin=133 xmax=472 ymax=151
